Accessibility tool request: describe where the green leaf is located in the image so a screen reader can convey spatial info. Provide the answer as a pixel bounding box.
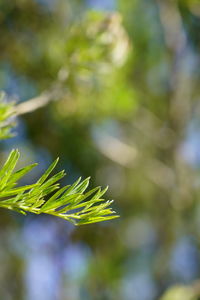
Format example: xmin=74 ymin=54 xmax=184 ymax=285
xmin=0 ymin=149 xmax=20 ymax=190
xmin=0 ymin=92 xmax=16 ymax=140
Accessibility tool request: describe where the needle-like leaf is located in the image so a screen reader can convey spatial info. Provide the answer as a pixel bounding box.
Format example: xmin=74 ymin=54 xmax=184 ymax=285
xmin=0 ymin=149 xmax=119 ymax=225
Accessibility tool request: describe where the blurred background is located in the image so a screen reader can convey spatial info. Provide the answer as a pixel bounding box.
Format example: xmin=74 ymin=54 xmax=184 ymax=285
xmin=0 ymin=0 xmax=200 ymax=299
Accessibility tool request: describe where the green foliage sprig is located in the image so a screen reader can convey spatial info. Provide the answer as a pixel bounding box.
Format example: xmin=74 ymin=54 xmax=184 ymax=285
xmin=0 ymin=92 xmax=15 ymax=139
xmin=0 ymin=149 xmax=119 ymax=225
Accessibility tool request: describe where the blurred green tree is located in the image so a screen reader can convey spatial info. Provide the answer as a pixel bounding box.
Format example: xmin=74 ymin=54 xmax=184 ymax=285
xmin=1 ymin=0 xmax=200 ymax=299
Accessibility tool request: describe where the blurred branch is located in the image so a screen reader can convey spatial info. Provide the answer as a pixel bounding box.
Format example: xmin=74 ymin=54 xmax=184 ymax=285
xmin=15 ymin=92 xmax=52 ymax=115
xmin=94 ymin=130 xmax=175 ymax=189
xmin=15 ymin=82 xmax=66 ymax=115
xmin=157 ymin=0 xmax=192 ymax=129
xmin=156 ymin=0 xmax=186 ymax=53
xmin=157 ymin=0 xmax=196 ymax=201
xmin=93 ymin=131 xmax=137 ymax=167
